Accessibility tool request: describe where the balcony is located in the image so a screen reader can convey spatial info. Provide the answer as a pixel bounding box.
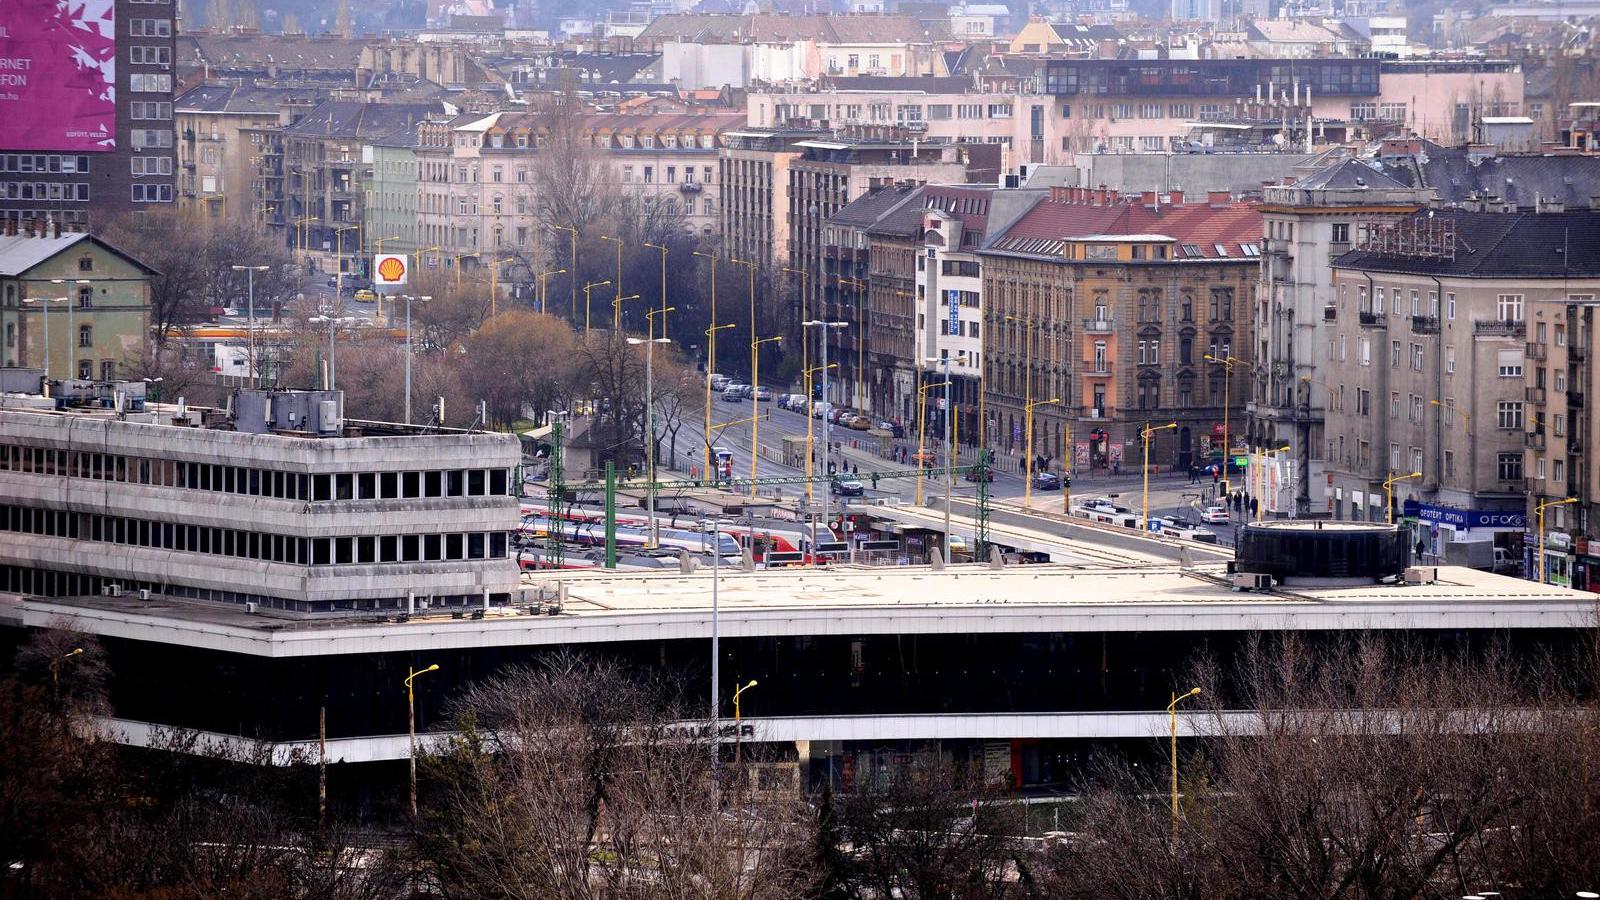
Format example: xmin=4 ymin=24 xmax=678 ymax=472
xmin=1570 ymin=436 xmax=1585 ymax=455
xmin=1569 ymin=389 xmax=1585 ymax=409
xmin=1411 ymin=315 xmax=1439 ymax=334
xmin=1474 ymin=319 xmax=1527 ymax=337
xmin=1083 ymin=364 xmax=1113 ymax=377
xmin=679 ymin=181 xmax=703 ymax=193
xmin=1082 ymin=318 xmax=1114 ymax=333
xmin=1526 ymin=386 xmax=1547 ymax=404
xmin=1526 ymin=430 xmax=1546 ymax=450
xmin=1526 ymin=341 xmax=1547 ymax=360
xmin=1573 ymin=344 xmax=1588 ymax=362
xmin=1358 ymin=311 xmax=1381 ymax=326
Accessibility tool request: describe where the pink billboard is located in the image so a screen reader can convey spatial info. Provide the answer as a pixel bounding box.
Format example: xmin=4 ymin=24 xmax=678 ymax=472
xmin=0 ymin=0 xmax=117 ymax=151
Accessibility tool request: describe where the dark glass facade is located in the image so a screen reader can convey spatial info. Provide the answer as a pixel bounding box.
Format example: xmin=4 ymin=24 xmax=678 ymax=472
xmin=1043 ymin=59 xmax=1381 ymax=98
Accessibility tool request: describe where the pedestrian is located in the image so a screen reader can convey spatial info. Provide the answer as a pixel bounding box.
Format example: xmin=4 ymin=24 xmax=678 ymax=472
xmin=871 ymin=471 xmax=880 ymax=490
xmin=851 ymin=462 xmax=858 ymax=476
xmin=828 ymin=460 xmax=837 ymax=476
xmin=1416 ymin=538 xmax=1426 ymax=561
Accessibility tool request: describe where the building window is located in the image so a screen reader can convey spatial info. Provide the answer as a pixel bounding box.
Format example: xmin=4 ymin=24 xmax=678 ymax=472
xmin=1331 ymin=223 xmax=1349 ymax=243
xmin=78 ymin=324 xmax=92 ymax=347
xmin=1496 ymin=401 xmax=1524 ymax=430
xmin=100 ymin=360 xmax=114 ymax=381
xmin=78 ymin=256 xmax=93 ymax=272
xmin=1497 ymin=350 xmax=1523 ymax=377
xmin=77 ymin=359 xmax=91 ymax=379
xmin=1498 ymin=452 xmax=1523 ymax=481
xmin=1497 ymin=294 xmax=1524 ymax=322
xmin=1447 ymin=293 xmax=1456 ymax=319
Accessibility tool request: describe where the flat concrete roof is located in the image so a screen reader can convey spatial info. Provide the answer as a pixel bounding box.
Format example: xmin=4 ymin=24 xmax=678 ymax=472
xmin=4 ymin=563 xmax=1593 ymax=658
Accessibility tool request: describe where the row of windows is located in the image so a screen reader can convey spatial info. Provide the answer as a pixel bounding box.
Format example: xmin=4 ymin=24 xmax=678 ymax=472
xmin=0 ymin=443 xmax=515 ymax=501
xmin=130 ymin=101 xmax=172 ymax=120
xmin=129 ymin=73 xmax=173 ymax=93
xmin=0 ymin=503 xmax=511 ymax=565
xmin=129 ymin=17 xmax=172 ymax=35
xmin=131 ymin=156 xmax=173 ymax=176
xmin=0 ymin=154 xmax=91 ymax=174
xmin=129 ymin=45 xmax=172 ymax=64
xmin=132 ymin=184 xmax=174 ymax=202
xmin=2 ymin=182 xmax=88 ymax=201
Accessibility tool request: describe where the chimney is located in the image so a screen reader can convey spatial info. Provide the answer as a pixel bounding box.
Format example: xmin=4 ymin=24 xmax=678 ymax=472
xmin=1168 ymin=190 xmax=1184 ymax=205
xmin=1050 ymin=185 xmax=1070 ymax=203
xmin=1208 ymin=190 xmax=1231 ymax=207
xmin=1141 ymin=190 xmax=1158 ymax=208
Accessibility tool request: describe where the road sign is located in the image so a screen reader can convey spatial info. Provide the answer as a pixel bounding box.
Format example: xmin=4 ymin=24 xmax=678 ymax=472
xmin=858 ymin=539 xmax=899 ymax=551
xmin=373 ymin=254 xmax=408 ymax=286
xmin=815 ymin=541 xmax=849 ymax=553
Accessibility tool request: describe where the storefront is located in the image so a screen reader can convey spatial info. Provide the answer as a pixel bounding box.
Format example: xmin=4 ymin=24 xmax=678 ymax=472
xmin=1400 ymin=501 xmax=1526 ymax=569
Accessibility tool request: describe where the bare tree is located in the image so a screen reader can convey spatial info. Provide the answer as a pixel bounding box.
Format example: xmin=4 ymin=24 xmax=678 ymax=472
xmin=458 ymin=309 xmax=580 ymax=427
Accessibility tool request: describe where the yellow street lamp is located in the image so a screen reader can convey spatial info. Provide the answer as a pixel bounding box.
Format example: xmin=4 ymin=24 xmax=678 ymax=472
xmin=703 ymin=322 xmax=736 ymax=481
xmin=1007 ymin=314 xmax=1044 ymax=478
xmin=405 ymin=662 xmax=441 ymax=819
xmin=612 ymin=293 xmax=642 ymax=332
xmin=1537 ymin=496 xmax=1579 ymax=584
xmin=334 ymin=224 xmax=359 ymax=302
xmin=1023 ymin=396 xmax=1061 ymax=510
xmin=732 ymin=679 xmax=758 ymax=764
xmin=450 ymin=252 xmax=478 ymax=296
xmin=1141 ymin=422 xmax=1179 ymax=529
xmin=547 ymin=224 xmax=578 ymax=319
xmin=643 ymin=241 xmax=669 ymax=330
xmin=750 ymin=335 xmax=783 ymax=497
xmin=582 ymin=280 xmax=611 ymax=336
xmin=916 ymin=377 xmax=952 ymax=506
xmin=1206 ymin=354 xmax=1243 ymax=492
xmin=538 ymin=268 xmax=567 ymax=314
xmin=50 ymin=647 xmax=84 ymax=688
xmin=1382 ymin=470 xmax=1422 ymax=525
xmin=803 ymin=362 xmax=836 ymax=501
xmin=600 ymin=235 xmax=623 ymax=304
xmin=1254 ymin=444 xmax=1292 ymax=522
xmin=1168 ymin=687 xmax=1201 ymax=831
xmin=783 ymin=266 xmax=812 ymax=385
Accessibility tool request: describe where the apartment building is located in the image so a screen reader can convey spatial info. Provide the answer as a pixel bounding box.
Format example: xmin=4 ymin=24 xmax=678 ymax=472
xmin=415 ymin=110 xmax=742 ymax=269
xmin=829 ymin=184 xmax=922 ymax=422
xmin=363 ymin=127 xmax=423 ymax=257
xmin=719 ymin=128 xmax=827 ymax=271
xmin=1323 ymin=208 xmax=1600 ymax=573
xmin=1249 ymin=158 xmax=1429 ymax=516
xmin=796 ymin=136 xmax=975 ymax=410
xmin=1034 ymin=59 xmax=1524 ymax=163
xmin=747 ymin=81 xmax=1026 ymax=150
xmin=252 ymin=101 xmax=444 ymax=278
xmin=175 ymin=83 xmax=318 ymax=222
xmin=0 ymin=385 xmax=520 ymax=614
xmin=0 ymin=231 xmax=155 ymax=379
xmin=0 ymin=0 xmax=176 ymax=229
xmin=979 ymin=188 xmax=1261 ymax=472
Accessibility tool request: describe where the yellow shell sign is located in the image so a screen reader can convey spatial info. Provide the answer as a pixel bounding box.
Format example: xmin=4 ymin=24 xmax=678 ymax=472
xmin=373 ymin=254 xmax=408 ymax=286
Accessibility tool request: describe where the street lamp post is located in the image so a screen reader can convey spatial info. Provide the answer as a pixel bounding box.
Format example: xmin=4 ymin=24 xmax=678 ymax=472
xmin=1006 ymin=314 xmax=1041 ymax=482
xmin=21 ymin=296 xmax=65 ymax=380
xmin=838 ymin=277 xmax=866 ymax=411
xmin=704 ymin=323 xmax=736 ymax=481
xmin=803 ymin=363 xmax=836 ymax=506
xmin=750 ymin=335 xmax=783 ymax=498
xmin=915 ymin=376 xmax=951 ymax=508
xmin=612 ymin=293 xmax=642 ymax=333
xmin=1142 ymin=422 xmax=1178 ymax=529
xmin=308 ymin=315 xmax=355 ymax=390
xmin=1536 ymin=497 xmax=1578 ymax=584
xmin=333 ymin=225 xmax=359 ymax=302
xmin=782 ymin=267 xmax=811 ymax=396
xmin=805 ymin=320 xmax=848 ymax=535
xmin=732 ymin=679 xmax=758 ymax=766
xmin=450 ymin=253 xmax=478 ymax=297
xmin=644 ymin=242 xmax=669 ymax=332
xmin=1024 ymin=396 xmax=1062 ymax=511
xmin=538 ymin=269 xmax=567 ymax=314
xmin=400 ymin=295 xmax=432 ymax=424
xmin=51 ymin=278 xmax=90 ymax=381
xmin=50 ymin=647 xmax=84 ymax=688
xmin=1382 ymin=470 xmax=1422 ymax=525
xmin=637 ymin=307 xmax=675 ymax=547
xmin=405 ymin=662 xmax=440 ymax=819
xmin=582 ymin=281 xmax=611 ymax=337
xmin=1168 ymin=687 xmax=1201 ymax=832
xmin=927 ymin=354 xmax=969 ymax=552
xmin=230 ymin=265 xmax=271 ymax=387
xmin=1205 ymin=355 xmax=1243 ymax=493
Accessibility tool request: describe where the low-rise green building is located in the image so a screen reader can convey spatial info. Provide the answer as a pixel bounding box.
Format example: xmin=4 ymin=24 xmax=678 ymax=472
xmin=0 ymin=231 xmax=156 ymax=380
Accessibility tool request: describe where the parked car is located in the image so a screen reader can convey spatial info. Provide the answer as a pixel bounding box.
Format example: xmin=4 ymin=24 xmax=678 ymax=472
xmin=911 ymin=449 xmax=938 ymax=468
xmin=721 ymin=387 xmax=745 ymax=403
xmin=709 ymin=373 xmax=730 ymax=391
xmin=848 ymin=415 xmax=871 ymax=431
xmin=812 ymin=403 xmax=832 ymax=420
xmin=1032 ymin=471 xmax=1062 ymax=491
xmin=830 ymin=475 xmax=865 ymax=496
xmin=1200 ymin=505 xmax=1230 ymax=524
xmin=754 ymin=387 xmax=773 ymax=402
xmin=737 ymin=384 xmax=755 ymax=399
xmin=1155 ymin=517 xmax=1220 ymax=543
xmin=352 ymin=289 xmax=378 ymax=303
xmin=963 ymin=464 xmax=995 ymax=482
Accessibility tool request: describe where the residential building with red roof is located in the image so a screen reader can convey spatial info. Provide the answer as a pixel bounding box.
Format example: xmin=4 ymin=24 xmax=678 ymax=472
xmin=977 ymin=186 xmax=1262 ymax=476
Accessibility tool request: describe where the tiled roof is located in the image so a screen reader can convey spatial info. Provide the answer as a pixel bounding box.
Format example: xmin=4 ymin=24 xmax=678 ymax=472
xmin=175 ymin=82 xmax=314 ymax=114
xmin=0 ymin=234 xmax=157 ymax=277
xmin=1333 ymin=209 xmax=1600 ymax=278
xmin=985 ymin=193 xmax=1261 ymax=259
xmin=1293 ymin=158 xmax=1410 ymax=191
xmin=177 ymin=34 xmax=366 ymax=71
xmin=280 ymin=101 xmax=446 ymax=139
xmin=831 ymin=182 xmax=923 ymax=231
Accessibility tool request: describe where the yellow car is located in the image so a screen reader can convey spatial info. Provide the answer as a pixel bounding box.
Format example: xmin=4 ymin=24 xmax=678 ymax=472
xmin=353 ymin=289 xmax=378 ymax=303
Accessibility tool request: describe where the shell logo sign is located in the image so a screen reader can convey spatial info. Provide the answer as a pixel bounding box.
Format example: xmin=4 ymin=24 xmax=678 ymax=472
xmin=373 ymin=254 xmax=408 ymax=286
